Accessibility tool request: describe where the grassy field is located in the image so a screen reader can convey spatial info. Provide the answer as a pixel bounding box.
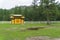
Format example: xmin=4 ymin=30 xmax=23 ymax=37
xmin=0 ymin=21 xmax=60 ymax=40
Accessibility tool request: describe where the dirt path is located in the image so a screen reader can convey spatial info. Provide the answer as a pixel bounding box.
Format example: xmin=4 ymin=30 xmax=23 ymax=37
xmin=26 ymin=36 xmax=60 ymax=40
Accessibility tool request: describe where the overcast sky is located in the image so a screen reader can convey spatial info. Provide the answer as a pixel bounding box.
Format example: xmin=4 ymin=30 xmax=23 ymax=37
xmin=0 ymin=0 xmax=59 ymax=9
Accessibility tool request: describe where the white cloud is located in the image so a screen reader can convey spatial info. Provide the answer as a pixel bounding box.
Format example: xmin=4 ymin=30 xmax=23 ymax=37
xmin=55 ymin=0 xmax=60 ymax=2
xmin=0 ymin=0 xmax=33 ymax=9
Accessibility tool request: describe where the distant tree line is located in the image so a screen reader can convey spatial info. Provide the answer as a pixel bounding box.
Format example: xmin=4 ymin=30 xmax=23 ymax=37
xmin=0 ymin=0 xmax=60 ymax=21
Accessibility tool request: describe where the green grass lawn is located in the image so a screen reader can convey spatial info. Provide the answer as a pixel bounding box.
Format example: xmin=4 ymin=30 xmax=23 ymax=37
xmin=0 ymin=22 xmax=60 ymax=40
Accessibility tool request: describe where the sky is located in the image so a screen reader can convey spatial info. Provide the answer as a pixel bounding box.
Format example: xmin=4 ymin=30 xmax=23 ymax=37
xmin=0 ymin=0 xmax=59 ymax=9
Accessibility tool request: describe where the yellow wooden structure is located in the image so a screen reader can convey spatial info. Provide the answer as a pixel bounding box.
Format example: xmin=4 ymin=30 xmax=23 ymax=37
xmin=10 ymin=15 xmax=24 ymax=24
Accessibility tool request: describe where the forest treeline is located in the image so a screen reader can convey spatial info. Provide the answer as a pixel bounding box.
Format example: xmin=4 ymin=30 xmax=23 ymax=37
xmin=0 ymin=0 xmax=60 ymax=21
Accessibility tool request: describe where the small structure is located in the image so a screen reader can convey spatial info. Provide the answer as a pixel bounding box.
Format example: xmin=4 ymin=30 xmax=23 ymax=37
xmin=10 ymin=14 xmax=25 ymax=24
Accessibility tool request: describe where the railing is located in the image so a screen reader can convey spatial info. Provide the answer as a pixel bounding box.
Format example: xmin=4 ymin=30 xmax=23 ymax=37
xmin=0 ymin=21 xmax=60 ymax=24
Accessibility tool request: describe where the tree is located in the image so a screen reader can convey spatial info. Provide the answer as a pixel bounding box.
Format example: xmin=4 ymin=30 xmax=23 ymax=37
xmin=39 ymin=0 xmax=58 ymax=25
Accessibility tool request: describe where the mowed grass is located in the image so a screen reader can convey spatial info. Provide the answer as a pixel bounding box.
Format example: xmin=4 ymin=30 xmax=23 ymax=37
xmin=0 ymin=22 xmax=60 ymax=40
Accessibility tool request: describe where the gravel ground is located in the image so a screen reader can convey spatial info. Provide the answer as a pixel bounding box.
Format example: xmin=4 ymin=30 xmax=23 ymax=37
xmin=26 ymin=36 xmax=60 ymax=40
